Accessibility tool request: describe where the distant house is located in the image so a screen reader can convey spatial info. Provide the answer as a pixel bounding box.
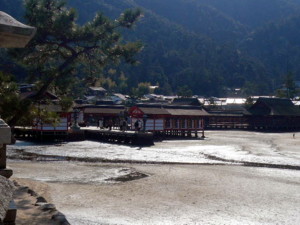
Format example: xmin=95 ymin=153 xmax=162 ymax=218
xmin=19 ymin=83 xmax=35 ymax=93
xmin=19 ymin=90 xmax=58 ymax=101
xmin=246 ymin=97 xmax=300 ymax=130
xmin=171 ymin=97 xmax=203 ymax=106
xmin=202 ymin=97 xmax=247 ymax=106
xmin=86 ymin=87 xmax=107 ymax=98
xmin=111 ymin=93 xmax=127 ymax=104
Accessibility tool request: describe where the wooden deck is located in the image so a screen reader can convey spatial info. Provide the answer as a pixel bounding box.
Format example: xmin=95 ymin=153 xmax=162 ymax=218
xmin=13 ymin=127 xmax=154 ymax=146
xmin=83 ymin=129 xmax=154 ymax=146
xmin=13 ymin=127 xmax=68 ymax=141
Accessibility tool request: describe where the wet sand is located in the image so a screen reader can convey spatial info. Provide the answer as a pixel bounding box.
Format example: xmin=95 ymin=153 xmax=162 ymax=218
xmin=9 ymin=162 xmax=300 ymax=225
xmin=7 ymin=130 xmax=300 ymax=224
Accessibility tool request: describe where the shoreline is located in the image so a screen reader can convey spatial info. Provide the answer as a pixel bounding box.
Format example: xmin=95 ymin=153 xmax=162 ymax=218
xmin=7 ymin=150 xmax=300 ymax=171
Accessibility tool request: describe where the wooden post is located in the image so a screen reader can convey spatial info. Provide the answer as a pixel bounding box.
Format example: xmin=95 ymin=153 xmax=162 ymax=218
xmin=201 ymin=119 xmax=205 ymax=138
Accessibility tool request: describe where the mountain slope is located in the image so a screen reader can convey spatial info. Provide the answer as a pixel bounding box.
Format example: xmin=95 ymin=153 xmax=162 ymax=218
xmin=197 ymin=0 xmax=300 ymax=29
xmin=2 ymin=0 xmax=300 ymax=96
xmin=134 ymin=0 xmax=247 ymax=44
xmin=242 ymin=14 xmax=300 ymax=79
xmin=68 ymin=0 xmax=271 ymax=95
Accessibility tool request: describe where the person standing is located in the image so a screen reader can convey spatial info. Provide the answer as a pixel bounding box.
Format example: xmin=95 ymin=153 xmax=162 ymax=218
xmin=134 ymin=119 xmax=139 ymax=131
xmin=108 ymin=119 xmax=113 ymax=130
xmin=98 ymin=118 xmax=103 ymax=129
xmin=122 ymin=120 xmax=127 ymax=132
xmin=137 ymin=119 xmax=142 ymax=131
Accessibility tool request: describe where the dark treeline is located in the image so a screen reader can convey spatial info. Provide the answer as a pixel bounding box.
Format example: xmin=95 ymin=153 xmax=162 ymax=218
xmin=2 ymin=0 xmax=300 ymax=97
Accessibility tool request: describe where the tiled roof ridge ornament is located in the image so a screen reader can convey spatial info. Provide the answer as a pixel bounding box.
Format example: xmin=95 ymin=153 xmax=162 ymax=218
xmin=0 ymin=11 xmax=36 ymax=48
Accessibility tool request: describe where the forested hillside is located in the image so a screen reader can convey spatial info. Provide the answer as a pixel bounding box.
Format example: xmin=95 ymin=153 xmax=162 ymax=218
xmin=241 ymin=14 xmax=300 ymax=80
xmin=1 ymin=0 xmax=300 ymax=97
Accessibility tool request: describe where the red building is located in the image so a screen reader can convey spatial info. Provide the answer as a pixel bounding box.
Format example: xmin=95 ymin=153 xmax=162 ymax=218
xmin=129 ymin=99 xmax=208 ymax=137
xmin=129 ymin=105 xmax=169 ymax=131
xmin=19 ymin=89 xmax=72 ymax=134
xmin=32 ymin=104 xmax=71 ymax=132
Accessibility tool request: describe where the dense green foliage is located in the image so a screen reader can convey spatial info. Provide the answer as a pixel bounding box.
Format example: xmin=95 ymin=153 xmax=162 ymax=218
xmin=1 ymin=0 xmax=142 ymax=125
xmin=0 ymin=72 xmax=28 ymax=123
xmin=2 ymin=0 xmax=300 ymax=97
xmin=242 ymin=15 xmax=300 ymax=78
xmin=12 ymin=0 xmax=142 ymax=97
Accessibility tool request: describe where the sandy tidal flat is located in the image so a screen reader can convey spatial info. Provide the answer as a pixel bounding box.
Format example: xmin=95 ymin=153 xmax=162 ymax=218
xmin=7 ymin=130 xmax=300 ymax=225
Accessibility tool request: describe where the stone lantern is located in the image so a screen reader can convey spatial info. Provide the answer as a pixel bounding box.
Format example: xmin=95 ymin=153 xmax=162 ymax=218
xmin=0 ymin=11 xmax=36 ymax=48
xmin=0 ymin=11 xmax=36 ymax=225
xmin=0 ymin=10 xmax=36 ymax=177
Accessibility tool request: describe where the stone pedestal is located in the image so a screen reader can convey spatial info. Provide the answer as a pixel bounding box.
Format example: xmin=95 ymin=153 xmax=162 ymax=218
xmin=0 ymin=119 xmax=12 ymax=178
xmin=0 ymin=168 xmax=13 ymax=179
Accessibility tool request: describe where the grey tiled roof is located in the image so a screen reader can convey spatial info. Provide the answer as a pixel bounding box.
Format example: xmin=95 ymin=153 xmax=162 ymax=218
xmin=165 ymin=108 xmax=208 ymax=116
xmin=83 ymin=106 xmax=125 ymax=114
xmin=249 ymin=98 xmax=300 ymax=116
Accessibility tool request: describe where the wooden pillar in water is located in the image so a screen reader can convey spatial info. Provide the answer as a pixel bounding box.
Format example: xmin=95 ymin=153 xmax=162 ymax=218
xmin=201 ymin=119 xmax=205 ymax=138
